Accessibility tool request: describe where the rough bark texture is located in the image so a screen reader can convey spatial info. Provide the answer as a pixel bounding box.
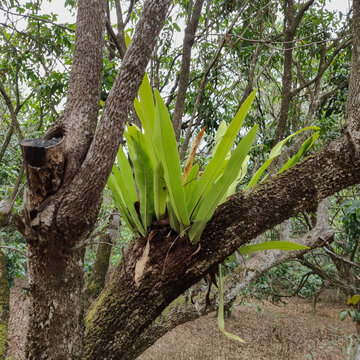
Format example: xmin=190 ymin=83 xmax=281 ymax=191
xmin=20 ymin=1 xmax=107 ymax=359
xmin=274 ymin=0 xmax=315 ymax=144
xmin=172 ymin=0 xmax=204 ymax=141
xmin=17 ymin=1 xmax=172 ymax=359
xmin=0 ymin=249 xmax=9 ymax=360
xmin=128 ymin=214 xmax=334 ymax=358
xmin=52 ymin=0 xmax=172 ymax=240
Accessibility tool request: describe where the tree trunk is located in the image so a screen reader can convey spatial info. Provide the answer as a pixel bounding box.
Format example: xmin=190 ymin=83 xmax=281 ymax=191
xmin=15 ymin=1 xmax=172 ymax=359
xmin=18 ymin=1 xmax=107 ymax=358
xmin=274 ymin=0 xmax=315 ymax=144
xmin=84 ymin=213 xmax=120 ymax=309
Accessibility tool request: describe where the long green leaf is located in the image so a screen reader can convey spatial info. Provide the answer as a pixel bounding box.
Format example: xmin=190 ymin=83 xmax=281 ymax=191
xmin=129 ymin=129 xmax=155 ymax=230
xmin=278 ymin=132 xmax=320 ymax=174
xmin=138 ymin=73 xmax=155 ymax=134
xmin=239 ymin=241 xmax=309 ymax=256
xmin=153 ymin=161 xmax=167 ymax=220
xmin=245 ymin=126 xmax=320 ymax=189
xmin=211 ymin=120 xmax=228 ymax=157
xmin=153 ymin=89 xmax=190 ymax=228
xmin=167 ymin=200 xmax=181 ymax=234
xmin=269 ymin=126 xmax=319 ymax=158
xmin=116 ymin=146 xmax=138 ymax=203
xmin=110 ymin=166 xmax=146 ymax=236
xmin=224 ymin=155 xmax=250 ymax=201
xmin=189 ymin=125 xmax=258 ymax=244
xmin=134 ymin=76 xmax=158 ymax=166
xmin=184 ymin=163 xmax=199 ymax=203
xmin=188 ymin=90 xmax=257 ymax=217
xmin=107 ymin=173 xmax=135 ymax=230
xmin=218 ymin=264 xmax=245 ymax=343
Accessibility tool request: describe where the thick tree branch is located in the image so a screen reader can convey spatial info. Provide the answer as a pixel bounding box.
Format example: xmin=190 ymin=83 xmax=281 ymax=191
xmin=84 ymin=124 xmax=360 ymax=360
xmin=48 ymin=0 xmax=106 ymax=185
xmin=54 ymin=0 xmax=172 ymax=240
xmin=130 ymin=225 xmax=333 ymax=357
xmin=274 ymin=0 xmax=315 ymax=144
xmin=172 ymin=0 xmax=204 ymax=141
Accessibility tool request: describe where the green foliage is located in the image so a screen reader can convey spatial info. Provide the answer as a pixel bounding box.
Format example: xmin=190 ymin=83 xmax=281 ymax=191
xmin=188 ymin=124 xmax=257 ymax=242
xmin=108 ymin=76 xmax=257 ymax=243
xmin=245 ymin=126 xmax=320 ymax=189
xmin=218 ymin=264 xmax=245 ymax=343
xmin=108 ymin=75 xmax=320 ymax=244
xmin=239 ymin=241 xmax=309 ymax=256
xmin=340 ymin=309 xmax=360 ymax=323
xmin=153 ymin=89 xmax=190 ymax=231
xmin=1 ymin=230 xmax=26 ymax=286
xmin=247 ymin=261 xmax=324 ymax=303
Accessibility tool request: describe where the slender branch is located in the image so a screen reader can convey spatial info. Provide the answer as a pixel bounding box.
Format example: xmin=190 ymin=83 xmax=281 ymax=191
xmin=0 ymin=81 xmax=23 ymax=140
xmin=106 ymin=19 xmax=126 ymax=59
xmin=0 ymin=121 xmax=14 ymax=164
xmin=323 ymin=246 xmax=360 ymax=270
xmin=54 ymin=0 xmax=172 ymax=238
xmin=114 ymin=0 xmax=127 ymax=58
xmin=290 ymin=38 xmax=352 ymax=98
xmin=0 ymin=6 xmax=75 ymax=32
xmin=9 ymin=164 xmax=25 ymax=207
xmin=0 ymin=245 xmax=26 ymax=257
xmin=291 ymin=0 xmax=315 ymax=33
xmin=165 ymin=73 xmax=180 ymax=107
xmin=124 ymin=0 xmax=136 ymax=26
xmin=172 ymin=0 xmax=204 ymax=142
xmin=180 ymin=4 xmax=247 ymax=160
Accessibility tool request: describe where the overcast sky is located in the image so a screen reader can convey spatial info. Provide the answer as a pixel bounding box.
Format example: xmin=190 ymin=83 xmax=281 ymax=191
xmin=40 ymin=0 xmax=351 ymax=24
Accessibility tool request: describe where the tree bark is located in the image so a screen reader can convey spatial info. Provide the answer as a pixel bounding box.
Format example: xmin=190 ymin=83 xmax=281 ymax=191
xmin=172 ymin=0 xmax=204 ymax=142
xmin=128 ymin=220 xmax=334 ymax=358
xmin=17 ymin=1 xmax=172 ymax=359
xmin=20 ymin=1 xmax=107 ymax=359
xmin=83 ymin=213 xmax=120 ymax=309
xmin=274 ymin=0 xmax=315 ymax=144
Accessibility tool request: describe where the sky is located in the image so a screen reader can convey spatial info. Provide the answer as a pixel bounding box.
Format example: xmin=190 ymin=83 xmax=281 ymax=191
xmin=40 ymin=0 xmax=351 ymax=25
